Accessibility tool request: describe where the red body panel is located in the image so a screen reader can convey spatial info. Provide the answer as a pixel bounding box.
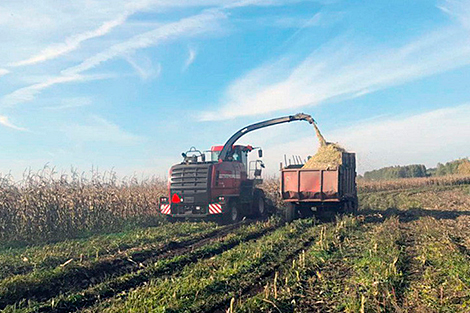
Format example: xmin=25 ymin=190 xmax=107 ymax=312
xmin=281 ymin=152 xmax=356 ymax=203
xmin=210 ymin=161 xmax=247 ymax=199
xmin=282 ymin=169 xmax=339 ymax=201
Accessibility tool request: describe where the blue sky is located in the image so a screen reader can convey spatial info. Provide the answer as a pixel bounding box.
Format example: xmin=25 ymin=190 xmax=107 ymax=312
xmin=0 ymin=0 xmax=469 ymax=178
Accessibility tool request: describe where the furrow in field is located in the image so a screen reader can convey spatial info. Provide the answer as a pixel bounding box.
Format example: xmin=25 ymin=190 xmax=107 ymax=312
xmin=0 ymin=221 xmax=218 ymax=281
xmin=0 ymin=218 xmax=266 ymax=310
xmin=232 ymin=215 xmax=361 ymax=313
xmin=77 ymin=219 xmax=319 ymax=313
xmin=402 ymin=217 xmax=470 ymax=312
xmin=397 ymin=221 xmax=421 ymax=310
xmin=196 ymin=227 xmax=320 ymax=313
xmin=339 ymin=217 xmax=407 ymax=312
xmin=9 ymin=218 xmax=280 ymax=313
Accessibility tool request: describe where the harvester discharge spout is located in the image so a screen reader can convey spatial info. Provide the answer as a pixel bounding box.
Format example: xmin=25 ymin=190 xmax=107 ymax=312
xmin=218 ymin=113 xmax=316 ymax=162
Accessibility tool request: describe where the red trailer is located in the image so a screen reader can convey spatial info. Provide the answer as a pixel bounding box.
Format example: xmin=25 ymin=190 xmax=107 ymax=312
xmin=281 ymin=152 xmax=358 ymax=221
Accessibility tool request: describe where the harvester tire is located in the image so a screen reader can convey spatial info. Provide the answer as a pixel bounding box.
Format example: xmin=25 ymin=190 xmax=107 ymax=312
xmin=285 ymin=203 xmax=297 ymax=223
xmin=253 ymin=188 xmax=266 ymax=217
xmin=222 ymin=201 xmax=241 ymax=224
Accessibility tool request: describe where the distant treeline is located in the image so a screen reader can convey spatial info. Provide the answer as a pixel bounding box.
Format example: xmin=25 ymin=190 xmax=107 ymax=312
xmin=363 ymin=158 xmax=470 ymax=180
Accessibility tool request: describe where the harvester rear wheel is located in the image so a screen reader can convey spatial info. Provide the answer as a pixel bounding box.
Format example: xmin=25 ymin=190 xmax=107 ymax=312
xmin=166 ymin=215 xmax=176 ymax=223
xmin=222 ymin=201 xmax=241 ymax=224
xmin=252 ymin=188 xmax=266 ymax=217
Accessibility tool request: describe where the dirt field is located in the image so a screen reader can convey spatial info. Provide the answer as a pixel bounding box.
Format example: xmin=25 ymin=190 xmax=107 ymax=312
xmin=1 ymin=180 xmax=470 ymax=312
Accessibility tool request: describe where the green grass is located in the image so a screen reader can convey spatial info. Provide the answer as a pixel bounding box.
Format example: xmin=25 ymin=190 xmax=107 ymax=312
xmin=0 ymin=221 xmax=217 ymax=281
xmin=359 ymin=185 xmax=470 ymax=212
xmin=236 ymin=215 xmax=361 ymax=313
xmin=342 ymin=217 xmax=405 ymax=312
xmin=405 ymin=217 xmax=470 ymax=312
xmin=84 ymin=218 xmax=318 ymax=312
xmin=7 ymin=218 xmax=280 ymax=313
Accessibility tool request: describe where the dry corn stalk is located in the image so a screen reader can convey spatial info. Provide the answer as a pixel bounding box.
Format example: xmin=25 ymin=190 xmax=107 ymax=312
xmin=0 ymin=166 xmax=167 ymax=243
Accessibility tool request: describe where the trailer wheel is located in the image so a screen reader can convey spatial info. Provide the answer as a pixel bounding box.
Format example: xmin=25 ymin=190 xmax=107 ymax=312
xmin=285 ymin=203 xmax=297 ymax=223
xmin=350 ymin=198 xmax=359 ymax=214
xmin=342 ymin=199 xmax=358 ymax=215
xmin=253 ymin=189 xmax=266 ymax=217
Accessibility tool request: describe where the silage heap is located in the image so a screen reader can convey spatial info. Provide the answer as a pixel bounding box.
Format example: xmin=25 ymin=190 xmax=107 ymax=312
xmin=302 ymin=122 xmax=346 ymax=170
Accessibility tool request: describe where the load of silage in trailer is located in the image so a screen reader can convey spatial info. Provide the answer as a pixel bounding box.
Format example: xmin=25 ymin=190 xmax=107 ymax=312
xmin=302 ymin=122 xmax=346 ymax=170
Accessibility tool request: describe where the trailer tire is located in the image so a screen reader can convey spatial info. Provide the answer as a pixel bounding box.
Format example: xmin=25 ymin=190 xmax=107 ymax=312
xmin=342 ymin=199 xmax=358 ymax=215
xmin=349 ymin=198 xmax=359 ymax=214
xmin=285 ymin=203 xmax=297 ymax=223
xmin=253 ymin=189 xmax=266 ymax=217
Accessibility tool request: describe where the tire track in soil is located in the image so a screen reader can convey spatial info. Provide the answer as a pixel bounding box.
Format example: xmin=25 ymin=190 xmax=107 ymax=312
xmin=396 ymin=221 xmax=421 ymax=312
xmin=23 ymin=219 xmax=280 ymax=313
xmin=0 ymin=219 xmax=266 ymax=310
xmin=0 ymin=225 xmax=216 ymax=281
xmin=292 ymin=230 xmax=365 ymax=313
xmin=284 ymin=216 xmax=415 ymax=312
xmin=195 ymin=231 xmax=320 ymax=313
xmin=218 ymin=218 xmax=370 ymax=313
xmin=193 ymin=220 xmax=347 ymax=313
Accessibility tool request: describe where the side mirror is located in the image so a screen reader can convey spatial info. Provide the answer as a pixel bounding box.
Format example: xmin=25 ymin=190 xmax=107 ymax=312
xmin=182 ymin=152 xmax=187 ymax=158
xmin=258 ymin=149 xmax=263 ymax=158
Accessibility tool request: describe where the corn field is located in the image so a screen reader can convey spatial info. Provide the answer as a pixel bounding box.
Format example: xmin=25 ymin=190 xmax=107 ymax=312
xmin=1 ymin=174 xmax=470 ymax=312
xmin=0 ymin=167 xmax=166 ymax=244
xmin=358 ymin=174 xmax=470 ymax=192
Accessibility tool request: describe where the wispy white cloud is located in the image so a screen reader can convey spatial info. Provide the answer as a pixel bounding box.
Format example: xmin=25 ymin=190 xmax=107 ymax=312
xmin=1 ymin=1 xmax=313 ymax=106
xmin=202 ymin=4 xmax=470 ymax=120
xmin=439 ymin=0 xmax=470 ymax=29
xmin=125 ymin=55 xmax=162 ymax=80
xmin=9 ymin=15 xmax=128 ymax=67
xmin=1 ymin=10 xmax=225 ymax=106
xmin=223 ymin=0 xmax=317 ymax=9
xmin=0 ymin=115 xmax=28 ymax=132
xmin=65 ymin=116 xmax=145 ymax=144
xmin=43 ymin=97 xmax=93 ymax=110
xmin=183 ymin=46 xmax=197 ymax=71
xmin=259 ymin=104 xmax=470 ymax=174
xmin=332 ymin=103 xmax=470 ymax=172
xmin=0 ymin=69 xmax=9 ymax=77
xmin=1 ymin=74 xmax=111 ymax=107
xmin=62 ymin=10 xmax=226 ymax=76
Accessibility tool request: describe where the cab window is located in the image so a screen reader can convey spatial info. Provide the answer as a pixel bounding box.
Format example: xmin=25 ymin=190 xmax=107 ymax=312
xmin=232 ymin=149 xmax=248 ymax=169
